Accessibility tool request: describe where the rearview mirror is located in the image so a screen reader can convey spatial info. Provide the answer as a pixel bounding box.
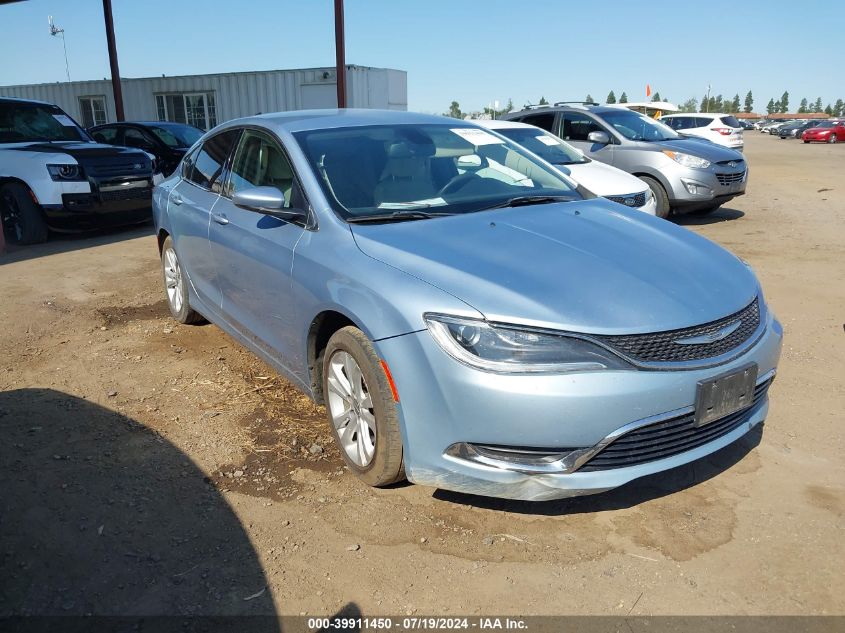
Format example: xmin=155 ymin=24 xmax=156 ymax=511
xmin=233 ymin=186 xmax=307 ymax=223
xmin=587 ymin=131 xmax=610 ymax=145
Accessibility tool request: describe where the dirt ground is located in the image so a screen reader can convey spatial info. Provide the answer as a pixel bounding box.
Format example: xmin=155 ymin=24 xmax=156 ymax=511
xmin=1 ymin=133 xmax=843 ymax=618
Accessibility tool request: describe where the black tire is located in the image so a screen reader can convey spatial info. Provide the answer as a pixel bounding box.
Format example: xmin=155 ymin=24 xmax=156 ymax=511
xmin=322 ymin=326 xmax=405 ymax=487
xmin=828 ymin=135 xmax=837 ymax=144
xmin=690 ymin=205 xmax=721 ymax=216
xmin=160 ymin=236 xmax=204 ymax=324
xmin=803 ymin=140 xmax=810 ymax=144
xmin=638 ymin=176 xmax=670 ymax=219
xmin=0 ymin=182 xmax=48 ymax=245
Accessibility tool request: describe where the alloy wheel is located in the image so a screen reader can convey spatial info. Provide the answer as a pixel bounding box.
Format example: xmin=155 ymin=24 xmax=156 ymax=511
xmin=163 ymin=248 xmax=184 ymax=313
xmin=1 ymin=192 xmax=24 ymax=242
xmin=326 ymin=350 xmax=377 ymax=467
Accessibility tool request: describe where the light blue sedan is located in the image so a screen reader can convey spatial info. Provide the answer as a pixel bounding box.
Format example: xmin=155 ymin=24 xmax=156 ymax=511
xmin=153 ymin=109 xmax=782 ymax=501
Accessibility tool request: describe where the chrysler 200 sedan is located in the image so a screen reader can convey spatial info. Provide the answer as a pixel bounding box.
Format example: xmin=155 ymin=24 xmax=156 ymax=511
xmin=153 ymin=109 xmax=782 ymax=501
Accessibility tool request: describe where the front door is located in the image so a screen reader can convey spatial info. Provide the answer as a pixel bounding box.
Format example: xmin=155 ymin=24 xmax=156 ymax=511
xmin=557 ymin=112 xmax=615 ymax=165
xmin=208 ymin=128 xmax=308 ymax=374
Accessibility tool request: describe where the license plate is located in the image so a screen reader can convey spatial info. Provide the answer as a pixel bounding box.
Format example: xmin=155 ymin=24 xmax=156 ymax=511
xmin=694 ymin=363 xmax=757 ymax=427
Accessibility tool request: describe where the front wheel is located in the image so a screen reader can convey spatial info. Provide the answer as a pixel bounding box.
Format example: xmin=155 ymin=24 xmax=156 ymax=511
xmin=0 ymin=183 xmax=48 ymax=245
xmin=828 ymin=135 xmax=837 ymax=144
xmin=638 ymin=176 xmax=670 ymax=219
xmin=160 ymin=236 xmax=204 ymax=324
xmin=323 ymin=326 xmax=405 ymax=487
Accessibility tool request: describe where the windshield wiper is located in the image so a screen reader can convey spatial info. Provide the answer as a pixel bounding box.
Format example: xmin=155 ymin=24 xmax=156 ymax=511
xmin=346 ymin=210 xmax=451 ymax=224
xmin=479 ymin=195 xmax=573 ymax=212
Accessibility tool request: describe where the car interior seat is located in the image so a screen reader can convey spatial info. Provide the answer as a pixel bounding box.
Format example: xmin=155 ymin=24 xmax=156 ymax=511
xmin=373 ymin=141 xmax=437 ymax=204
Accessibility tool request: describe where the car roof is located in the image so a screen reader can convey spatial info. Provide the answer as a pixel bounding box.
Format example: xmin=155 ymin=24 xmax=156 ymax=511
xmin=218 ymin=108 xmax=455 ymax=134
xmin=506 ymin=104 xmax=630 ymax=118
xmin=0 ymin=96 xmax=54 ymax=106
xmin=662 ymin=112 xmax=732 ymax=118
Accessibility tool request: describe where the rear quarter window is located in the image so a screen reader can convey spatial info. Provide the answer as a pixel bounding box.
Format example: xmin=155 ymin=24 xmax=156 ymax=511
xmin=720 ymin=116 xmax=741 ymax=128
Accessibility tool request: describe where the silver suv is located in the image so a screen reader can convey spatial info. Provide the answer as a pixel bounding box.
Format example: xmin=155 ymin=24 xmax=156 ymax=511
xmin=502 ymin=103 xmax=747 ymax=218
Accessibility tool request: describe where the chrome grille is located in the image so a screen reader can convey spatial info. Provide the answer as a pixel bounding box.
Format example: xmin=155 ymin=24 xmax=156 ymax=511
xmin=716 ymin=171 xmax=746 ymax=185
xmin=578 ymin=378 xmax=771 ymax=472
xmin=605 ymin=191 xmax=646 ymax=208
xmin=594 ymin=297 xmax=760 ymax=363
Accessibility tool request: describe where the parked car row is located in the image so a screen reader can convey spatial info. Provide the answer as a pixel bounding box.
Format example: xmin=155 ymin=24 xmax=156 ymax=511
xmin=754 ymin=118 xmax=845 ymax=143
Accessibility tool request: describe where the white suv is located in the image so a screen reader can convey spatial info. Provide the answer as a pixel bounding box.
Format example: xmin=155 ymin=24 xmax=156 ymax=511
xmin=659 ymin=113 xmax=744 ymax=151
xmin=477 ymin=119 xmax=656 ymax=214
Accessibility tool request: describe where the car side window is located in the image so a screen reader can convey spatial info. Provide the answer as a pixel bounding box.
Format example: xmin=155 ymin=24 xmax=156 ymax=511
xmin=227 ymin=129 xmax=296 ymax=207
xmin=559 ymin=113 xmax=605 ymax=141
xmin=695 ymin=117 xmax=713 ymax=128
xmin=661 ymin=118 xmax=677 ymax=130
xmin=91 ymin=126 xmax=118 ymax=144
xmin=186 ymin=129 xmax=240 ymax=193
xmin=518 ymin=112 xmax=556 ymax=132
xmin=124 ymin=127 xmax=156 ymax=151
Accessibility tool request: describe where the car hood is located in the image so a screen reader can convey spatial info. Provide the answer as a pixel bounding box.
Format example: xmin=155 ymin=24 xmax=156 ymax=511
xmin=650 ymin=137 xmax=743 ymax=161
xmin=5 ymin=141 xmax=150 ymax=159
xmin=351 ymin=200 xmax=759 ymax=335
xmin=564 ymin=161 xmax=648 ymax=197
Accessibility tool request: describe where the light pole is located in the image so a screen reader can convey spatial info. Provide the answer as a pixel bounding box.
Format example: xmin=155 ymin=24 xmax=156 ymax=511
xmin=704 ymin=83 xmax=711 ymax=113
xmin=334 ymin=0 xmax=347 ymax=108
xmin=48 ymin=16 xmax=70 ymax=82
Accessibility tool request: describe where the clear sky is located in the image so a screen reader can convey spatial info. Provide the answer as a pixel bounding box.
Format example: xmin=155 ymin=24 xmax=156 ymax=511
xmin=1 ymin=0 xmax=842 ymax=114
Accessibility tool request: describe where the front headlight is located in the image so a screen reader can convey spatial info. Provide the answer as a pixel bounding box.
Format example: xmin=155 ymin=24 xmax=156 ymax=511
xmin=424 ymin=314 xmax=631 ymax=374
xmin=46 ymin=163 xmax=85 ymax=181
xmin=662 ymin=150 xmax=711 ymax=169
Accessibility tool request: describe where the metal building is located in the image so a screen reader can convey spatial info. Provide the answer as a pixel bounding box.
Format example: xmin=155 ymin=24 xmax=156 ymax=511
xmin=0 ymin=65 xmax=407 ymax=130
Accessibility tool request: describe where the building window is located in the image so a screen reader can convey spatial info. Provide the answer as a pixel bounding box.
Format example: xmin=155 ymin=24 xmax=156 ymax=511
xmin=79 ymin=96 xmax=107 ymax=128
xmin=154 ymin=92 xmax=217 ymax=131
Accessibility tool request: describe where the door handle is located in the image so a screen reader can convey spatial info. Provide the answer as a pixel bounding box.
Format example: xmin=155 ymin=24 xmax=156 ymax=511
xmin=211 ymin=212 xmax=229 ymax=226
xmin=171 ymin=193 xmax=183 ymax=205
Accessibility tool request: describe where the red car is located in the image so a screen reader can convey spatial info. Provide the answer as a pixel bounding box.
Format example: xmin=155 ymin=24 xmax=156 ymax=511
xmin=802 ymin=121 xmax=845 ymax=143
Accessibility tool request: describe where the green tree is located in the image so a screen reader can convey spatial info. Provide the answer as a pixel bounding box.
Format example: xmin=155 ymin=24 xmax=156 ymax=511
xmin=744 ymin=91 xmax=754 ymax=113
xmin=445 ymin=101 xmax=463 ymax=119
xmin=702 ymin=94 xmax=710 ymax=112
xmin=780 ymin=91 xmax=789 ymax=113
xmin=766 ymin=98 xmax=776 ymax=115
xmin=711 ymin=95 xmax=723 ymax=112
xmin=825 ymin=104 xmax=834 ymax=116
xmin=651 ymin=91 xmax=662 ymax=102
xmin=538 ymin=96 xmax=548 ymax=105
xmin=813 ymin=97 xmax=823 ymax=113
xmin=730 ymin=94 xmax=741 ymax=113
xmin=834 ymin=99 xmax=844 ymax=116
xmin=606 ymin=90 xmax=617 ymax=104
xmin=798 ymin=98 xmax=808 ymax=113
xmin=585 ymin=94 xmax=594 ymax=103
xmin=680 ymin=97 xmax=698 ymax=113
xmin=619 ymin=92 xmax=628 ymax=103
xmin=484 ymin=98 xmax=514 ymax=119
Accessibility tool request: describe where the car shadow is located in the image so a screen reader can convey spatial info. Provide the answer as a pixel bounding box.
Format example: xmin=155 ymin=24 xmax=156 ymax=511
xmin=0 ymin=388 xmax=279 ymax=625
xmin=0 ymin=222 xmax=153 ymax=265
xmin=432 ymin=424 xmax=762 ymax=516
xmin=673 ymin=207 xmax=745 ymax=226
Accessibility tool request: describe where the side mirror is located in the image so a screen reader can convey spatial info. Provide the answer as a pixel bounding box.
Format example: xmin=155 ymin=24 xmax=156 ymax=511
xmin=587 ymin=131 xmax=611 ymax=145
xmin=232 ymin=186 xmax=307 ymax=222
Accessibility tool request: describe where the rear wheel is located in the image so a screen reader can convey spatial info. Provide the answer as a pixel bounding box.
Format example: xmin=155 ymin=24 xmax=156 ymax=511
xmin=323 ymin=326 xmax=405 ymax=487
xmin=0 ymin=183 xmax=48 ymax=245
xmin=828 ymin=134 xmax=837 ymax=144
xmin=160 ymin=236 xmax=204 ymax=324
xmin=638 ymin=176 xmax=670 ymax=219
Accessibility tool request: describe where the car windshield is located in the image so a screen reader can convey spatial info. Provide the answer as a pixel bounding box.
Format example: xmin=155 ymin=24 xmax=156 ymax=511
xmin=814 ymin=122 xmax=834 ymax=129
xmin=0 ymin=102 xmax=89 ymax=143
xmin=294 ymin=123 xmax=582 ymax=221
xmin=148 ymin=124 xmax=203 ymax=148
xmin=494 ymin=127 xmax=589 ymax=165
xmin=600 ymin=110 xmax=680 ymax=142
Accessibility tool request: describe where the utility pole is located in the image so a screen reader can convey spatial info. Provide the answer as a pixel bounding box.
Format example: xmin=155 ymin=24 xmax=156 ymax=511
xmin=334 ymin=0 xmax=347 ymax=108
xmin=102 ymin=0 xmax=125 ymax=121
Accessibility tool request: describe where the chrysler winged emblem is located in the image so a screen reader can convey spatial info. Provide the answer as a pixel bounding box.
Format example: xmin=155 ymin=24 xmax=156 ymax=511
xmin=675 ymin=320 xmax=742 ymax=345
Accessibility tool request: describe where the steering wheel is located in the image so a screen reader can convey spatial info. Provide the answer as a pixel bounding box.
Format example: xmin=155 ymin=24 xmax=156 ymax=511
xmin=437 ymin=173 xmax=477 ymax=196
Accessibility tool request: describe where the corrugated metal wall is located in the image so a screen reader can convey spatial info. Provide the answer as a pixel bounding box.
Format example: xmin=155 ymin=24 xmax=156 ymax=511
xmin=0 ymin=66 xmax=408 ymax=127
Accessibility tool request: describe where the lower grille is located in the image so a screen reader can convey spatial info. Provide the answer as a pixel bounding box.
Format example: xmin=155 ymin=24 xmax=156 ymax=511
xmin=717 ymin=171 xmax=746 ymax=185
xmin=606 ymin=191 xmax=646 ymax=208
xmin=99 ymin=186 xmax=152 ymax=202
xmin=578 ymin=378 xmax=771 ymax=472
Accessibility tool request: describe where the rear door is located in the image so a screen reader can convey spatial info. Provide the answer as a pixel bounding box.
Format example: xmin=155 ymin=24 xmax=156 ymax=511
xmin=168 ymin=129 xmax=240 ymax=312
xmin=557 ymin=112 xmax=614 ymax=164
xmin=207 ymin=127 xmax=309 ymax=372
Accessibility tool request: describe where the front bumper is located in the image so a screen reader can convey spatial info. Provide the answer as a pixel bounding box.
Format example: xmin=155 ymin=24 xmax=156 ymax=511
xmin=375 ymin=313 xmax=783 ymax=501
xmin=664 ymin=161 xmax=748 ymax=212
xmin=42 ymin=177 xmax=152 ymax=231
